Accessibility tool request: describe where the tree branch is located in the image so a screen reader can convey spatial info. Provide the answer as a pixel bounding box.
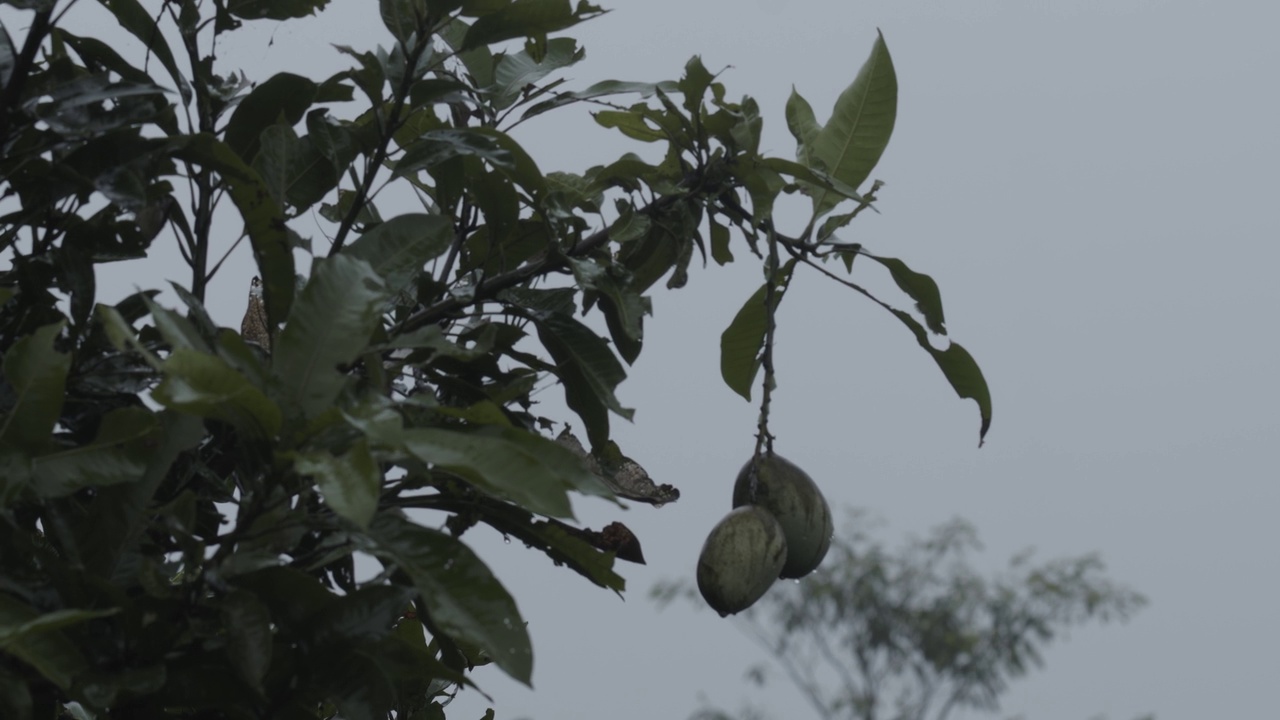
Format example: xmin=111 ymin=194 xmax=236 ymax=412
xmin=0 ymin=7 xmax=54 ymax=142
xmin=390 ymin=192 xmax=688 ymax=336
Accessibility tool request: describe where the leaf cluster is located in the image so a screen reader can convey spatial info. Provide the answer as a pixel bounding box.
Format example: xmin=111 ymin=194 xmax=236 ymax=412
xmin=0 ymin=1 xmax=991 ymax=718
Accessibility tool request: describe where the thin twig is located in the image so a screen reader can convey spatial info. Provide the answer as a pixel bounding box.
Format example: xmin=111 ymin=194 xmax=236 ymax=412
xmin=329 ymin=35 xmax=436 ymax=256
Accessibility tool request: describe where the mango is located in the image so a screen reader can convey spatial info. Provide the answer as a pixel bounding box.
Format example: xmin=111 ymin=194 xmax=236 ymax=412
xmin=733 ymin=453 xmax=832 ymax=579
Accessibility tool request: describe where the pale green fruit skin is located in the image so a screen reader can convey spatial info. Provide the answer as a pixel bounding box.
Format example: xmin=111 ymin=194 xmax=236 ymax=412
xmin=697 ymin=506 xmax=788 ymax=617
xmin=733 ymin=454 xmax=833 ymax=579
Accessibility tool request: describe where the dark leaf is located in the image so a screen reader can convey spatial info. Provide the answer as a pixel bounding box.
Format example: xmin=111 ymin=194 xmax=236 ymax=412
xmin=344 ymin=213 xmax=454 ymax=295
xmin=864 ymin=254 xmax=947 ymax=335
xmin=719 ymin=259 xmax=796 ymax=401
xmin=253 ymin=124 xmax=336 ymax=210
xmin=461 ymin=0 xmax=605 ymax=51
xmin=221 ymin=590 xmax=273 ymax=693
xmin=224 ymin=73 xmax=318 ymax=162
xmin=0 ymin=322 xmax=68 ymax=449
xmin=272 ymin=254 xmax=390 ymax=419
xmin=152 ymin=349 xmax=282 ymax=438
xmin=293 ymin=440 xmax=381 ymax=528
xmin=226 ymin=0 xmax=332 ymax=21
xmin=490 ymin=36 xmax=583 ymax=110
xmin=365 ymin=514 xmax=534 ymax=685
xmin=532 ymin=311 xmax=631 ymax=448
xmin=380 ymin=0 xmax=428 ymax=43
xmin=394 ymin=425 xmax=610 ymax=518
xmin=709 ymin=215 xmax=732 ymax=265
xmin=0 ymin=596 xmax=113 ymax=690
xmin=394 ymin=128 xmax=515 ymax=178
xmin=519 ymin=78 xmax=678 ymax=123
xmin=31 ymin=407 xmax=158 ymax=497
xmin=472 ymin=500 xmax=624 ymax=591
xmin=73 ymin=412 xmax=204 ymax=579
xmin=99 ymin=0 xmax=193 ymax=104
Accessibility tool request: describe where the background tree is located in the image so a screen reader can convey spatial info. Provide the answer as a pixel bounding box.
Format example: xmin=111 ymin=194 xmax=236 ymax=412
xmin=0 ymin=1 xmax=990 ymax=718
xmin=654 ymin=512 xmax=1148 ymax=720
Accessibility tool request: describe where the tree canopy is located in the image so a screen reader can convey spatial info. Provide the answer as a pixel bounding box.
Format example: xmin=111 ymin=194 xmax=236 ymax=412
xmin=0 ymin=1 xmax=991 ymax=718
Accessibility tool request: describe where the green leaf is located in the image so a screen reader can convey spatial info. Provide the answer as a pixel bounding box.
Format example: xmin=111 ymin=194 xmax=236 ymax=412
xmin=231 ymin=567 xmax=339 ymax=635
xmin=709 ymin=215 xmax=732 ymax=265
xmin=141 ymin=294 xmax=210 ymax=352
xmin=220 ymin=590 xmax=273 ymax=693
xmin=72 ymin=412 xmax=204 ymax=579
xmin=864 ymin=254 xmax=947 ymax=335
xmin=737 ymin=158 xmax=786 ymax=222
xmin=729 ymin=96 xmax=763 ymax=157
xmin=532 ymin=312 xmax=632 ymax=448
xmin=0 ymin=596 xmax=112 ymax=690
xmin=592 ymin=110 xmax=664 ymax=142
xmin=364 ymin=514 xmax=534 ymax=685
xmin=294 ymin=441 xmax=381 ymax=528
xmin=760 ymin=156 xmax=866 ymax=205
xmin=469 ymin=127 xmax=546 ymax=198
xmin=344 ymin=213 xmax=454 ymax=295
xmin=461 ymin=0 xmax=604 ymax=51
xmin=567 ymin=257 xmax=648 ymax=343
xmin=678 ymin=55 xmax=715 ymax=116
xmin=719 ymin=259 xmax=796 ymax=401
xmin=888 ymin=309 xmax=993 ymax=445
xmin=0 ymin=606 xmax=119 ymax=648
xmin=31 ymin=407 xmax=159 ymax=497
xmin=273 ymin=255 xmax=390 ymax=419
xmin=785 ymin=86 xmax=822 ymax=166
xmin=518 ymin=78 xmax=678 ymax=123
xmin=438 ymin=16 xmax=496 ymax=87
xmin=226 ymin=0 xmax=332 ymax=21
xmin=152 ymin=349 xmax=282 ymax=437
xmin=224 ymin=72 xmax=318 ymax=162
xmin=394 ymin=128 xmax=514 ymax=177
xmin=808 ymin=31 xmax=896 ymax=214
xmin=0 ymin=322 xmax=68 ymax=449
xmin=168 ymin=134 xmax=296 ymax=326
xmin=395 ymin=425 xmax=609 ymax=518
xmin=253 ymin=124 xmax=336 ymax=210
xmin=491 ymin=37 xmax=583 ymax=110
xmin=380 ymin=0 xmax=428 ymax=43
xmin=474 ymin=502 xmax=624 ymax=592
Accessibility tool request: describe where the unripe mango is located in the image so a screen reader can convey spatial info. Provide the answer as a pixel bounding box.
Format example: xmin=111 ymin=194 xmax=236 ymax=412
xmin=733 ymin=454 xmax=832 ymax=579
xmin=696 ymin=506 xmax=788 ymax=616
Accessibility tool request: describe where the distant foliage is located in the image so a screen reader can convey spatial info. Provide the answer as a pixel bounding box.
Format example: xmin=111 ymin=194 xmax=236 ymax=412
xmin=655 ymin=512 xmax=1148 ymax=720
xmin=0 ymin=0 xmax=990 ymax=717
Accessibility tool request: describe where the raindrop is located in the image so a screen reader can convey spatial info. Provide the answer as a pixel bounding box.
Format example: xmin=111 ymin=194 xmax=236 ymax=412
xmin=503 ymin=535 xmax=511 ymax=544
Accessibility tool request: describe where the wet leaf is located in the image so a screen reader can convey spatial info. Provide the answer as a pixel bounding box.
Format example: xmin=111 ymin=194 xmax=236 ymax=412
xmin=719 ymin=259 xmax=796 ymax=401
xmin=365 ymin=514 xmax=534 ymax=685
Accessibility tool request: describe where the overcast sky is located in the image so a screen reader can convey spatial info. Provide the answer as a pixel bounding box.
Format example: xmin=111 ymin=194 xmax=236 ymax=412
xmin=9 ymin=1 xmax=1279 ymax=719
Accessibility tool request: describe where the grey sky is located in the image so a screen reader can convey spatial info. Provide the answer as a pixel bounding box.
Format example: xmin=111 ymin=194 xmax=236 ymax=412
xmin=7 ymin=1 xmax=1277 ymax=719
